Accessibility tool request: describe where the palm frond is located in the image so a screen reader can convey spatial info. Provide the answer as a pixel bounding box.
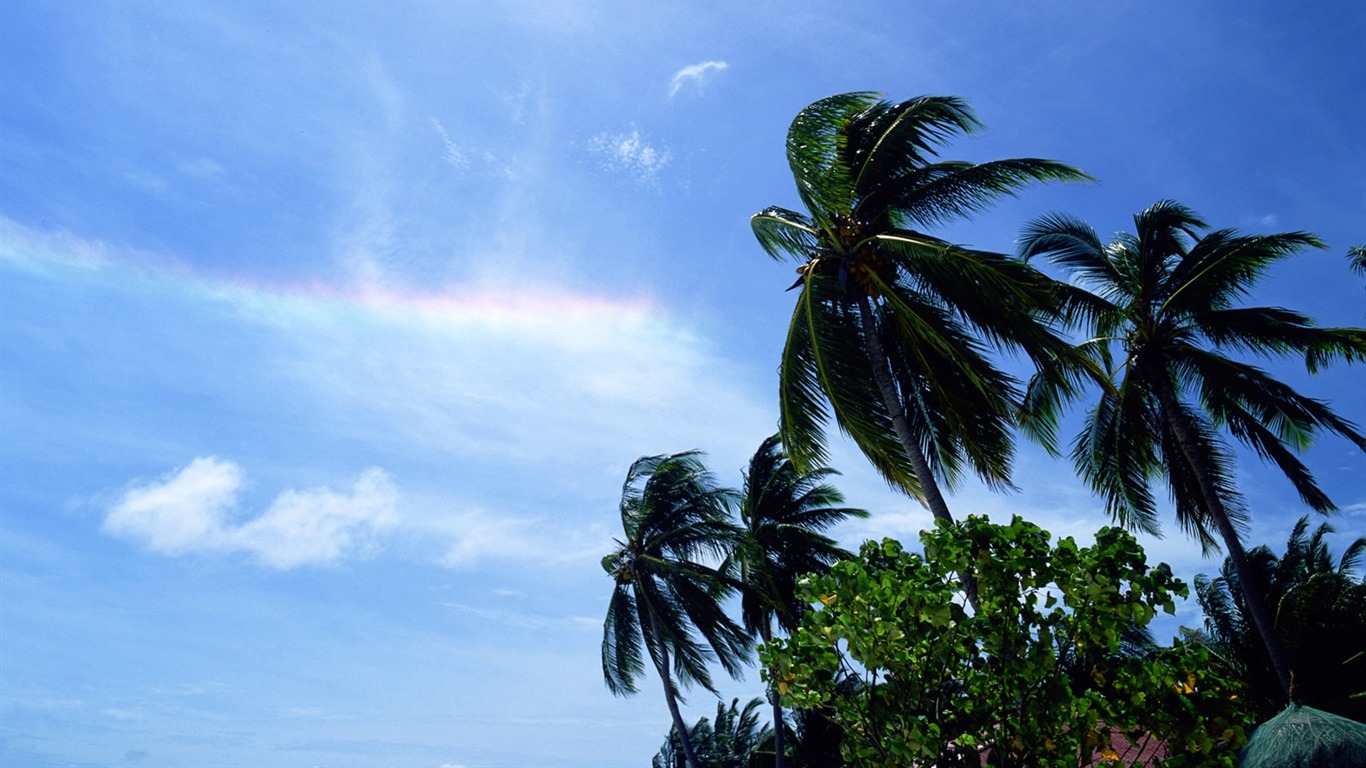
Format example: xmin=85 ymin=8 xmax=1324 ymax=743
xmin=846 ymin=95 xmax=982 ymax=193
xmin=1196 ymin=307 xmax=1366 ymax=370
xmin=1349 ymin=246 xmax=1366 ymax=277
xmin=786 ymin=92 xmax=880 ymax=219
xmin=1158 ymin=400 xmax=1245 ymax=553
xmin=603 ymin=450 xmax=750 ymax=706
xmin=777 ymin=280 xmax=835 ymax=474
xmin=795 ymin=274 xmax=922 ymax=496
xmin=752 ymin=206 xmax=819 ymax=263
xmin=1073 ymin=385 xmax=1162 ymax=536
xmin=882 ymin=157 xmax=1091 ymax=229
xmin=603 ymin=583 xmax=643 ymax=696
xmin=1167 ymin=230 xmax=1325 ymax=313
xmin=1184 ymin=345 xmax=1366 ymax=454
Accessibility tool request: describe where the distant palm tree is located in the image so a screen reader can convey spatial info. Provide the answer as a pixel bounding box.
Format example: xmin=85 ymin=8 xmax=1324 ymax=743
xmin=729 ymin=435 xmax=867 ymax=768
xmin=1019 ymin=200 xmax=1366 ymax=699
xmin=751 ymin=92 xmax=1088 ymax=539
xmin=1349 ymin=245 xmax=1366 ymax=277
xmin=654 ymin=697 xmax=774 ymax=768
xmin=1197 ymin=516 xmax=1366 ymax=721
xmin=602 ymin=451 xmax=752 ymax=768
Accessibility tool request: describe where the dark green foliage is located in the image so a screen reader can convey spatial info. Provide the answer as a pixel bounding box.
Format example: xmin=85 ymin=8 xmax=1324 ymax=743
xmin=654 ymin=698 xmax=775 ymax=768
xmin=730 ymin=434 xmax=868 ymax=641
xmin=1196 ymin=516 xmax=1366 ymax=721
xmin=727 ymin=435 xmax=867 ymax=768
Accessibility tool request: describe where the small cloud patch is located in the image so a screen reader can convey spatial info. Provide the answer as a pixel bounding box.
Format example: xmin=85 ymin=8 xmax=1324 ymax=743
xmin=669 ymin=60 xmax=728 ymax=98
xmin=589 ymin=127 xmax=670 ymax=185
xmin=104 ymin=458 xmax=398 ymax=568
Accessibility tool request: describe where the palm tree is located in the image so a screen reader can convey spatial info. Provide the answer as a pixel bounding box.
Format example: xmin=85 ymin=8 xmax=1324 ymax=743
xmin=728 ymin=434 xmax=867 ymax=768
xmin=602 ymin=451 xmax=753 ymax=768
xmin=1196 ymin=516 xmax=1366 ymax=721
xmin=653 ymin=697 xmax=774 ymax=768
xmin=1018 ymin=200 xmax=1366 ymax=699
xmin=751 ymin=92 xmax=1089 ymax=536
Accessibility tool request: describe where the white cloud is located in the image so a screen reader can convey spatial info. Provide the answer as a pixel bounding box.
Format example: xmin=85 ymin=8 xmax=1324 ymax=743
xmin=668 ymin=60 xmax=728 ymax=98
xmin=589 ymin=127 xmax=670 ymax=185
xmin=234 ymin=468 xmax=398 ymax=569
xmin=104 ymin=459 xmax=398 ymax=568
xmin=103 ymin=457 xmax=241 ymax=556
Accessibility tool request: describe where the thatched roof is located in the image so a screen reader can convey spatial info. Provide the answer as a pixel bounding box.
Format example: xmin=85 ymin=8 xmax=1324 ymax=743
xmin=1241 ymin=704 xmax=1366 ymax=768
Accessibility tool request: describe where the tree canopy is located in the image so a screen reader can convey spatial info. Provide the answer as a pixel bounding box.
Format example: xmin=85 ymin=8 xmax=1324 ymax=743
xmin=763 ymin=517 xmax=1253 ymax=767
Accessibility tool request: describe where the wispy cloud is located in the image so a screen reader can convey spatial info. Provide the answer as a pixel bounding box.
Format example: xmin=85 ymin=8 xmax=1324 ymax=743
xmin=430 ymin=117 xmax=470 ymax=170
xmin=429 ymin=117 xmax=512 ymax=179
xmin=424 ymin=507 xmax=611 ymax=570
xmin=1241 ymin=212 xmax=1281 ymax=229
xmin=589 ymin=126 xmax=670 ymax=185
xmin=14 ymin=220 xmax=778 ymax=571
xmin=104 ymin=458 xmax=398 ymax=568
xmin=439 ymin=601 xmax=598 ymax=633
xmin=668 ymin=60 xmax=729 ymax=98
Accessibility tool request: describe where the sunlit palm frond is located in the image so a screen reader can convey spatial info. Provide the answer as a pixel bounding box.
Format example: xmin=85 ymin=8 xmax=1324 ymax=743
xmin=846 ymin=95 xmax=982 ymax=193
xmin=786 ymin=92 xmax=879 ymax=219
xmin=751 ymin=207 xmax=819 ymax=263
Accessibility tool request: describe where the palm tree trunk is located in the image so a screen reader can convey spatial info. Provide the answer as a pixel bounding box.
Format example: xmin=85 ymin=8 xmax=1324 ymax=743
xmin=856 ymin=296 xmax=954 ymax=525
xmin=769 ymin=686 xmax=785 ymax=768
xmin=857 ymin=296 xmax=980 ymax=608
xmin=647 ymin=614 xmax=703 ymax=768
xmin=1157 ymin=390 xmax=1293 ymax=700
xmin=762 ymin=625 xmax=786 ymax=768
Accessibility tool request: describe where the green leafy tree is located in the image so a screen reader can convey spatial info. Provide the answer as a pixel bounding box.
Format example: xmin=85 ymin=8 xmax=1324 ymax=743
xmin=602 ymin=451 xmax=752 ymax=768
xmin=1019 ymin=200 xmax=1366 ymax=697
xmin=728 ymin=435 xmax=868 ymax=768
xmin=750 ymin=93 xmax=1089 ymax=536
xmin=654 ymin=698 xmax=775 ymax=768
xmin=764 ymin=517 xmax=1254 ymax=767
xmin=1196 ymin=516 xmax=1366 ymax=721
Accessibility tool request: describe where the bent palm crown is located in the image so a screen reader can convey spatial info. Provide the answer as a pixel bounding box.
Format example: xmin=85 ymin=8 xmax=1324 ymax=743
xmin=731 ymin=434 xmax=867 ymax=641
xmin=1019 ymin=200 xmax=1366 ymax=548
xmin=1020 ymin=200 xmax=1366 ymax=698
xmin=601 ymin=451 xmax=750 ymax=700
xmin=752 ymin=92 xmax=1088 ymax=508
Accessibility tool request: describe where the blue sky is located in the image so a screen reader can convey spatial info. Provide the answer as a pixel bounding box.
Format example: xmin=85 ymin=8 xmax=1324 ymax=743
xmin=2 ymin=1 xmax=1363 ymax=766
